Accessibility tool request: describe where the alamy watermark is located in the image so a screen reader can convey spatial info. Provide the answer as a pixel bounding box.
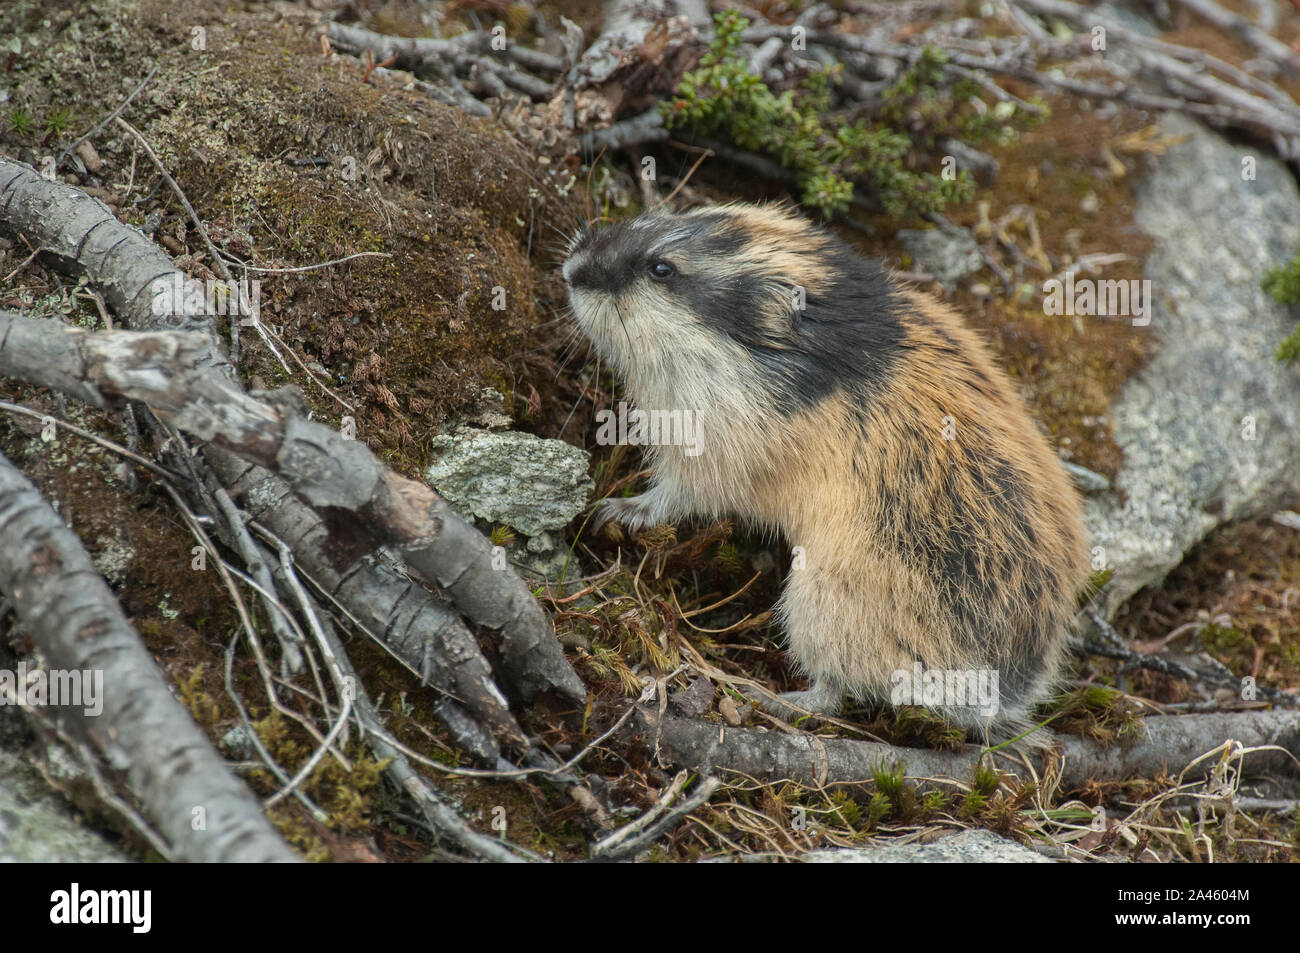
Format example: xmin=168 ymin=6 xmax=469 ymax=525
xmin=1043 ymin=271 xmax=1151 ymax=327
xmin=0 ymin=661 xmax=103 ymax=716
xmin=890 ymin=663 xmax=999 ymax=717
xmin=594 ymin=400 xmax=704 ymax=457
xmin=50 ymin=883 xmax=150 ymax=933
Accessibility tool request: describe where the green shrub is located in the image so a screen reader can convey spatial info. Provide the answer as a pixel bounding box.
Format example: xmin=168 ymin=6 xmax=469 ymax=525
xmin=664 ymin=10 xmax=1042 ymax=218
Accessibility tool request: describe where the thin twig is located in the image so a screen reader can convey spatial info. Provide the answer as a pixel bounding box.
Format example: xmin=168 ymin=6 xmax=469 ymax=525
xmin=56 ymin=66 xmax=158 ymax=172
xmin=234 ymin=251 xmax=393 ymax=273
xmin=112 ymin=117 xmax=233 ymax=284
xmin=590 ymin=772 xmax=722 ymax=860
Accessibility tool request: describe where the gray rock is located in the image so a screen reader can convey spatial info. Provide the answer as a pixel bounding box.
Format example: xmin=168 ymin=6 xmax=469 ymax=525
xmin=0 ymin=747 xmax=129 ymax=862
xmin=220 ymin=725 xmax=257 ymax=760
xmin=669 ymin=677 xmax=716 ymax=718
xmin=1087 ymin=113 xmax=1300 ymax=614
xmin=802 ymin=829 xmax=1051 ymax=863
xmin=898 ymin=226 xmax=982 ymax=290
xmin=425 ymin=428 xmax=594 ymax=538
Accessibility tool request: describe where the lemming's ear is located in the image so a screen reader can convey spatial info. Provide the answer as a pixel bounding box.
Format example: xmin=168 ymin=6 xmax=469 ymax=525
xmin=748 ymin=279 xmax=805 ymax=349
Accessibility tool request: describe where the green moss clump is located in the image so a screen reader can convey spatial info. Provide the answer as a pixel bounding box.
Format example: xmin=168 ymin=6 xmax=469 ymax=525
xmin=7 ymin=106 xmax=34 ymax=137
xmin=1280 ymin=330 xmax=1300 ymax=365
xmin=970 ymin=761 xmax=1001 ymax=797
xmin=1264 ymin=252 xmax=1300 ymax=304
xmin=1263 ymin=251 xmax=1300 ymax=363
xmin=177 ymin=663 xmax=221 ymax=727
xmin=1037 ymin=684 xmax=1143 ymax=746
xmin=43 ymin=106 xmax=72 ymax=135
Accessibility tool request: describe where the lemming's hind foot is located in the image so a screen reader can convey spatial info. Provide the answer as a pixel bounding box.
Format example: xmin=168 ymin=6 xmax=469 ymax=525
xmin=744 ymin=681 xmax=843 ymax=725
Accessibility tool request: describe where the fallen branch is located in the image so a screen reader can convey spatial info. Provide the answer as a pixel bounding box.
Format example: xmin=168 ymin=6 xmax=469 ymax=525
xmin=302 ymin=579 xmax=539 ymax=861
xmin=631 ymin=706 xmax=1300 ymax=791
xmin=577 ymin=108 xmax=669 ymax=153
xmin=0 ymin=304 xmax=586 ymax=714
xmin=0 ymin=449 xmax=298 ymax=862
xmin=0 ymin=156 xmax=584 ymax=720
xmin=1165 ymin=0 xmax=1300 ymax=76
xmin=326 ymin=21 xmax=559 ymax=101
xmin=1079 ymin=606 xmax=1300 ymax=706
xmin=212 ymin=448 xmax=530 ymax=749
xmin=1013 ymin=0 xmax=1300 ymax=158
xmin=736 ymin=16 xmax=1300 ymax=160
xmin=589 ymin=769 xmax=721 ymax=860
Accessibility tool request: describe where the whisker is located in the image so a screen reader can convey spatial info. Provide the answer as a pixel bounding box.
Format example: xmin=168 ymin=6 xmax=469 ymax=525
xmin=558 ymin=359 xmax=594 ymax=438
xmin=613 ymin=298 xmax=635 ymax=357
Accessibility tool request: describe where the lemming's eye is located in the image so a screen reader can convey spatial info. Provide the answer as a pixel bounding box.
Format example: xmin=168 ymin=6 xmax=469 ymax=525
xmin=647 ymin=260 xmax=676 ymax=280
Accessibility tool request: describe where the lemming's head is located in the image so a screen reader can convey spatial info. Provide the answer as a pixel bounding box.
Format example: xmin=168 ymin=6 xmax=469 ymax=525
xmin=562 ymin=202 xmax=906 ymax=412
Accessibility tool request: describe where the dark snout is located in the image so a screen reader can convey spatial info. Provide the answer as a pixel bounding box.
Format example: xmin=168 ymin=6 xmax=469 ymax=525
xmin=562 ymin=253 xmax=623 ymax=294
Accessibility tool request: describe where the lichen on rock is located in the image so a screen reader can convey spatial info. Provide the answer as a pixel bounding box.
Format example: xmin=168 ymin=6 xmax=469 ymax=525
xmin=425 ymin=428 xmax=594 ymax=538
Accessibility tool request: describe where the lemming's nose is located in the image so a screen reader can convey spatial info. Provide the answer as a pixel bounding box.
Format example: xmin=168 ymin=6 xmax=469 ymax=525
xmin=563 ymin=255 xmax=620 ymax=293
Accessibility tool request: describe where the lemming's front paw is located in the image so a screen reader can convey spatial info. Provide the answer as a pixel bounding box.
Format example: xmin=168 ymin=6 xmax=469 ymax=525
xmin=590 ymin=495 xmax=658 ymax=535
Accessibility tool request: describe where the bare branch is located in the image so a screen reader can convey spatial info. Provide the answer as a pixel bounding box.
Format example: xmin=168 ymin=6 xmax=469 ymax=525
xmin=0 ymin=305 xmax=585 ymax=714
xmin=0 ymin=449 xmax=298 ymax=861
xmin=1164 ymin=0 xmax=1300 ymax=76
xmin=0 ymin=157 xmax=584 ymax=725
xmin=632 ymin=706 xmax=1300 ymax=791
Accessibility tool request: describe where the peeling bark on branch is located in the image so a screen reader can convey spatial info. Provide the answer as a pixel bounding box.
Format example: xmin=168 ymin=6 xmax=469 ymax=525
xmin=0 ymin=162 xmax=221 ymax=338
xmin=208 ymin=448 xmax=523 ymax=750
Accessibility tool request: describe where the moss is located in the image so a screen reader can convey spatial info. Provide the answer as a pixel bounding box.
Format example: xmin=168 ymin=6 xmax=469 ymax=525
xmin=249 ymin=711 xmax=392 ymax=856
xmin=937 ymin=97 xmax=1156 ymax=477
xmin=960 ymin=761 xmax=1003 ymax=818
xmin=7 ymin=107 xmax=35 ymax=137
xmin=1263 ymin=252 xmax=1300 ymax=305
xmin=1036 ymin=684 xmax=1144 ymax=746
xmin=178 ymin=664 xmax=221 ymax=728
xmin=1279 ymin=326 xmax=1300 ymax=365
xmin=3 ymin=0 xmax=587 ymax=479
xmin=1262 ymin=250 xmax=1300 ymax=363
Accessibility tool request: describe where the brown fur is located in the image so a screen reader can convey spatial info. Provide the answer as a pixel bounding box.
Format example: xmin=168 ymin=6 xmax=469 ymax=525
xmin=566 ymin=203 xmax=1090 ymax=740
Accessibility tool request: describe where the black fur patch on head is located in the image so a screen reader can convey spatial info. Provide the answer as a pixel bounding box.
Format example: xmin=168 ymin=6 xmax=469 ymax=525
xmin=565 ymin=213 xmax=746 ymax=296
xmin=741 ymin=241 xmax=906 ymax=413
xmin=566 ymin=210 xmax=907 ymax=414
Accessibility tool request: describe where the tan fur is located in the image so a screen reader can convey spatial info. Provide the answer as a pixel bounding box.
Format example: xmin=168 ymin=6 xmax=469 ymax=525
xmin=567 ymin=204 xmax=1090 ymax=739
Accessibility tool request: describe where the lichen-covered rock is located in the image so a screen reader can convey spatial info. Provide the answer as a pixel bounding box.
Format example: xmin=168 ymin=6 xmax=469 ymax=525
xmin=802 ymin=829 xmax=1051 ymax=863
xmin=425 ymin=429 xmax=594 ymax=538
xmin=898 ymin=225 xmax=982 ymax=290
xmin=1088 ymin=113 xmax=1300 ymax=614
xmin=0 ymin=726 xmax=129 ymax=862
